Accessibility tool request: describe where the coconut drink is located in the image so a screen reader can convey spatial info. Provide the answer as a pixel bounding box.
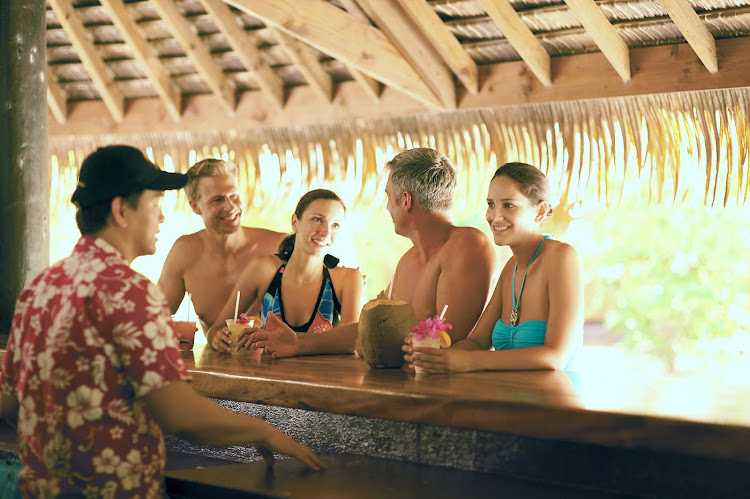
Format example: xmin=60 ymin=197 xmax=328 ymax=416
xmin=358 ymin=298 xmax=417 ymax=368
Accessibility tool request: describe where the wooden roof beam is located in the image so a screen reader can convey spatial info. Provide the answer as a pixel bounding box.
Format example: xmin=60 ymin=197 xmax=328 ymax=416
xmin=99 ymin=0 xmax=182 ymax=121
xmin=47 ymin=67 xmax=67 ymax=124
xmin=657 ymin=0 xmax=718 ymax=73
xmin=272 ymin=28 xmax=333 ymax=103
xmin=564 ymin=0 xmax=631 ymax=82
xmin=224 ymin=0 xmax=443 ymax=109
xmin=478 ymin=0 xmax=551 ymax=86
xmin=338 ymin=0 xmax=381 ymax=102
xmin=151 ymin=0 xmax=236 ymax=114
xmin=354 ymin=0 xmax=456 ymax=109
xmin=198 ymin=0 xmax=285 ymax=107
xmin=48 ymin=0 xmax=125 ymax=122
xmin=394 ymin=0 xmax=479 ymax=94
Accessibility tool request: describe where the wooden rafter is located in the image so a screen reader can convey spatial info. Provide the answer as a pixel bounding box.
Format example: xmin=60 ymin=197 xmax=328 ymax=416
xmin=151 ymin=0 xmax=236 ymax=113
xmin=394 ymin=0 xmax=479 ymax=94
xmin=337 ymin=0 xmax=381 ymax=101
xmin=478 ymin=0 xmax=551 ymax=86
xmin=198 ymin=0 xmax=285 ymax=107
xmin=272 ymin=28 xmax=333 ymax=103
xmin=99 ymin=0 xmax=182 ymax=121
xmin=46 ymin=67 xmax=67 ymax=124
xmin=355 ymin=0 xmax=455 ymax=109
xmin=564 ymin=0 xmax=631 ymax=82
xmin=224 ymin=0 xmax=443 ymax=109
xmin=657 ymin=0 xmax=718 ymax=73
xmin=49 ymin=37 xmax=750 ymax=136
xmin=48 ymin=0 xmax=125 ymax=122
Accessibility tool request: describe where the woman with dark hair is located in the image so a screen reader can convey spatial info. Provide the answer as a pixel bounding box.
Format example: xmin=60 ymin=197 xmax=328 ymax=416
xmin=404 ymin=162 xmax=584 ymax=372
xmin=207 ymin=189 xmax=364 ymax=352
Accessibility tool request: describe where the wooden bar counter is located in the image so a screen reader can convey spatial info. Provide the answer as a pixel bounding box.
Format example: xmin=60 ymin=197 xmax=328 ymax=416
xmin=181 ymin=344 xmax=750 ymax=464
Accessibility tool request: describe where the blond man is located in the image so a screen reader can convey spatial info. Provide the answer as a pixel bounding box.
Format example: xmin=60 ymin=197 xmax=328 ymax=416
xmin=159 ymin=159 xmax=285 ymax=331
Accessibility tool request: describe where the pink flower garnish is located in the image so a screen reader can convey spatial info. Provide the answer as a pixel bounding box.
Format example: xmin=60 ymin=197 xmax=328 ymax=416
xmin=409 ymin=315 xmax=452 ymax=340
xmin=237 ymin=313 xmax=252 ymax=324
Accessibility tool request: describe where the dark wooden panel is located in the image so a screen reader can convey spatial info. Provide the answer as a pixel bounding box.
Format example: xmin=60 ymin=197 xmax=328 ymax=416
xmin=165 ymin=454 xmax=619 ymax=499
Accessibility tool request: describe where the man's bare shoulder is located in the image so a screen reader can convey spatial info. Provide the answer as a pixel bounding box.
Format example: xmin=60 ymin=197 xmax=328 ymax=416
xmin=446 ymin=226 xmax=493 ymax=253
xmin=240 ymin=226 xmax=286 ymax=240
xmin=168 ymin=231 xmax=207 ymax=258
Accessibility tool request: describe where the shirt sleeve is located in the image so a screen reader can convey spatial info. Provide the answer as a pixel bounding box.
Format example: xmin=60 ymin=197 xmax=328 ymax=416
xmin=0 ymin=289 xmax=32 ymax=398
xmin=106 ymin=275 xmax=191 ymax=399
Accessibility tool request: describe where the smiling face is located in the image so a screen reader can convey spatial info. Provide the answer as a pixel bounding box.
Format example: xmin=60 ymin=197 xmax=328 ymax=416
xmin=291 ymin=199 xmax=346 ymax=255
xmin=190 ymin=173 xmax=242 ymax=235
xmin=486 ymin=175 xmax=546 ymax=246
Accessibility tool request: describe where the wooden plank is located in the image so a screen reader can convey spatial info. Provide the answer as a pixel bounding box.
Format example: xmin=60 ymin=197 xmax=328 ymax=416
xmin=224 ymin=0 xmax=443 ymax=109
xmin=338 ymin=0 xmax=381 ymax=102
xmin=48 ymin=0 xmax=125 ymax=122
xmin=272 ymin=28 xmax=333 ymax=102
xmin=478 ymin=0 xmax=551 ymax=86
xmin=198 ymin=0 xmax=285 ymax=107
xmin=355 ymin=0 xmax=455 ymax=109
xmin=151 ymin=0 xmax=236 ymax=113
xmin=564 ymin=0 xmax=631 ymax=82
xmin=657 ymin=0 xmax=718 ymax=73
xmin=48 ymin=38 xmax=750 ymax=137
xmin=99 ymin=0 xmax=182 ymax=121
xmin=395 ymin=0 xmax=479 ymax=94
xmin=179 ymin=345 xmax=750 ymax=462
xmin=46 ymin=67 xmax=67 ymax=124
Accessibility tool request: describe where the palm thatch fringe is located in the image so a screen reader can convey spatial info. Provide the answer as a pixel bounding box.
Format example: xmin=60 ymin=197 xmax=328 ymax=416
xmin=49 ymin=87 xmax=750 ymax=220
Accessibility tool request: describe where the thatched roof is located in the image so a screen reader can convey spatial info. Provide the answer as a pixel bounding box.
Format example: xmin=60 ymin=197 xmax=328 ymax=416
xmin=43 ymin=1 xmax=750 ymax=210
xmin=46 ymin=0 xmax=750 ymax=133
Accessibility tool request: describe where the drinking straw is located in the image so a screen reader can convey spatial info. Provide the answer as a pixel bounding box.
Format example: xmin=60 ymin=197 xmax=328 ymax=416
xmin=387 ymin=274 xmax=395 ymax=300
xmin=439 ymin=304 xmax=448 ymax=320
xmin=233 ymin=290 xmax=241 ymax=321
xmin=186 ymin=293 xmax=192 ymax=322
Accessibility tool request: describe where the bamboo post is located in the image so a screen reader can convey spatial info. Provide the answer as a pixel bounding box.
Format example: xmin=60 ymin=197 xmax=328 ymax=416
xmin=0 ymin=0 xmax=50 ymax=333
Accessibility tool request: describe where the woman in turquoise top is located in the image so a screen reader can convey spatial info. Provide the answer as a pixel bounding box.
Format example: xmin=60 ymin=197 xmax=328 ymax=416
xmin=405 ymin=162 xmax=583 ymax=372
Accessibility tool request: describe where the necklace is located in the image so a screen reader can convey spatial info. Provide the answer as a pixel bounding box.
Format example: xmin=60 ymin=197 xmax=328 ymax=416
xmin=510 ymin=235 xmax=550 ymax=326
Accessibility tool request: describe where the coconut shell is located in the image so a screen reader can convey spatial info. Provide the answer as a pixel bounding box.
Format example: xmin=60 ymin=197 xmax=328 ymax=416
xmin=358 ymin=298 xmax=417 ymax=368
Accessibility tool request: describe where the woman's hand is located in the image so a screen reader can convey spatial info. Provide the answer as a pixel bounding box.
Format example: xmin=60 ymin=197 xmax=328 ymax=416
xmin=403 ymin=340 xmax=476 ymax=373
xmin=247 ymin=313 xmax=300 ymax=358
xmin=234 ymin=325 xmax=262 ymax=351
xmin=210 ymin=326 xmax=233 ymax=353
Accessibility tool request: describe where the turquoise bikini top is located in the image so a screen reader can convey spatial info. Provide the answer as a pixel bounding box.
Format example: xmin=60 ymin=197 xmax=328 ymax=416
xmin=492 ymin=319 xmax=579 ymax=371
xmin=491 ymin=234 xmax=579 ymax=370
xmin=492 ymin=319 xmax=547 ymax=350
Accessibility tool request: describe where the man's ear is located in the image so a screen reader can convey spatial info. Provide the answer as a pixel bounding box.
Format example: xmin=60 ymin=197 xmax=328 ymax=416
xmin=110 ymin=197 xmax=129 ymax=228
xmin=189 ymin=199 xmax=201 ymax=216
xmin=402 ymin=191 xmax=413 ymax=211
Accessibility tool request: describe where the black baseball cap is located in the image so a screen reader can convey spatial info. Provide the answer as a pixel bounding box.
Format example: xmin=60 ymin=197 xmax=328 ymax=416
xmin=71 ymin=145 xmax=187 ymax=209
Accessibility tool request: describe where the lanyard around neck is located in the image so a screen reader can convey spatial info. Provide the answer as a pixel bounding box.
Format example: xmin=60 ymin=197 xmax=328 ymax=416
xmin=510 ymin=235 xmax=551 ymax=326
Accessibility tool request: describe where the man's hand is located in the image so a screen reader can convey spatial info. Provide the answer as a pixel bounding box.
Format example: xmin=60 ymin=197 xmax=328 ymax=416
xmin=248 ymin=313 xmax=300 ymax=358
xmin=256 ymin=429 xmax=326 ymax=471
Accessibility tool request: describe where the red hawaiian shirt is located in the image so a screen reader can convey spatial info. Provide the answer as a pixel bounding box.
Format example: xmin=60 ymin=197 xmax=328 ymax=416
xmin=0 ymin=236 xmax=191 ymax=498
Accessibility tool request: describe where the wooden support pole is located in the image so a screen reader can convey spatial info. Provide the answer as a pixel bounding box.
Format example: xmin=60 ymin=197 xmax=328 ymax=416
xmin=0 ymin=0 xmax=50 ymax=332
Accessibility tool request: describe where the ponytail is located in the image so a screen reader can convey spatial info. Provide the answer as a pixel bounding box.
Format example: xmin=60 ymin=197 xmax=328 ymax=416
xmin=276 ymin=233 xmax=296 ymax=261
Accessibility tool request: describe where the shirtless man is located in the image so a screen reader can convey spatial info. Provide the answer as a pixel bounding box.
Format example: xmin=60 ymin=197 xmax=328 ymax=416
xmin=245 ymin=148 xmax=497 ymax=357
xmin=158 ymin=159 xmax=285 ymax=331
